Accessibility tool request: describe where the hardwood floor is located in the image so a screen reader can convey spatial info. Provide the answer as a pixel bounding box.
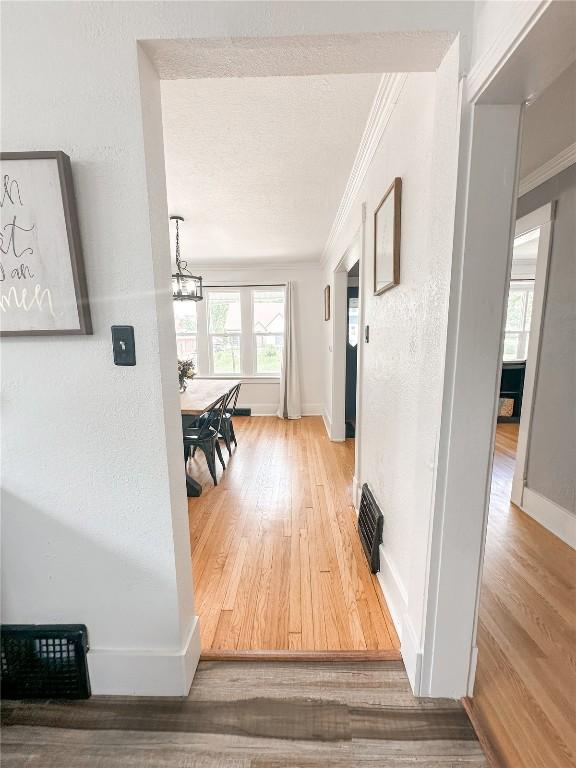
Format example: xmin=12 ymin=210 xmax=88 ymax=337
xmin=188 ymin=416 xmax=399 ymax=653
xmin=468 ymin=423 xmax=576 ymax=768
xmin=1 ymin=660 xmax=488 ymax=767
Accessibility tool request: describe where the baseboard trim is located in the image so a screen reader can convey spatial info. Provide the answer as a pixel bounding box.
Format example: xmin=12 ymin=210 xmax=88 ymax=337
xmin=376 ymin=546 xmax=408 ymax=643
xmin=461 ymin=697 xmax=501 ymax=768
xmin=322 ymin=408 xmax=331 ymax=438
xmin=87 ymin=616 xmax=201 ymax=696
xmin=521 ymin=487 xmax=576 ymax=550
xmin=200 ymin=649 xmax=402 ymax=662
xmin=400 ymin=614 xmax=422 ymax=695
xmin=352 ymin=475 xmax=360 ymax=511
xmin=248 ymin=403 xmax=322 ymax=417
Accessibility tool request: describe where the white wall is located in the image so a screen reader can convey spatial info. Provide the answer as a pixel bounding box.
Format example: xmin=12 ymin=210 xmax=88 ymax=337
xmin=321 ymin=43 xmax=461 ymax=689
xmin=1 ymin=14 xmax=198 ymax=696
xmin=1 ymin=0 xmax=475 ymax=696
xmin=191 ymin=264 xmax=324 ymax=415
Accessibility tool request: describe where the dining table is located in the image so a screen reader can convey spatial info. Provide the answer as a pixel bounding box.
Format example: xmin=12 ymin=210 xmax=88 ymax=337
xmin=180 ymin=378 xmax=240 ymax=497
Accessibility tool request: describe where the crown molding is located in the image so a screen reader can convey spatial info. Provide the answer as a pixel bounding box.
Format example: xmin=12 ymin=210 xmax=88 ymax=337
xmin=192 ymin=260 xmax=322 ymax=273
xmin=518 ymin=142 xmax=576 ymax=198
xmin=321 ymin=72 xmax=407 ymax=267
xmin=466 ymin=0 xmax=551 ymax=103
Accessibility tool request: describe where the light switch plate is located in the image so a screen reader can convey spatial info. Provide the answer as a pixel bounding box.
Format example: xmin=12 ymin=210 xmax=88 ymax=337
xmin=111 ymin=325 xmax=136 ymax=366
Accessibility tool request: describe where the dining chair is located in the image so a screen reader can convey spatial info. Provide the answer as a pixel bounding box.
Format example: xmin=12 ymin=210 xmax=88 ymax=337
xmin=183 ymin=394 xmax=227 ymax=486
xmin=219 ymin=382 xmax=242 ymax=456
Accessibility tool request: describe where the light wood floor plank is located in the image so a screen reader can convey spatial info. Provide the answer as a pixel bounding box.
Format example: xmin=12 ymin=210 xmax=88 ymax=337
xmin=467 ymin=424 xmax=576 ymax=768
xmin=189 ymin=416 xmax=398 ymax=652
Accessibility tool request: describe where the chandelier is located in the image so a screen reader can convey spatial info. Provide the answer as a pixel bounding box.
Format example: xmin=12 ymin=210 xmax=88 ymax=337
xmin=171 ymin=215 xmax=203 ymax=301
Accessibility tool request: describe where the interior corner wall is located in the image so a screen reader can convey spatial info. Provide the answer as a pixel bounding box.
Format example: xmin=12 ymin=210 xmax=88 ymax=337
xmin=517 ymin=164 xmax=576 ymax=518
xmin=321 ymin=42 xmax=462 ymax=691
xmin=194 ymin=265 xmax=324 ymax=416
xmin=1 ymin=4 xmax=196 ymax=695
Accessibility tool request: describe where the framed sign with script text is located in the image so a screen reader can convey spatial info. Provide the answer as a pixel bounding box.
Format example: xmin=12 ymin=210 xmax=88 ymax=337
xmin=0 ymin=151 xmax=92 ymax=336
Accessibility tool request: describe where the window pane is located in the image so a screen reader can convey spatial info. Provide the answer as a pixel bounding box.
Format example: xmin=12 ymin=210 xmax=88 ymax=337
xmin=503 ymin=332 xmax=521 ymax=361
xmin=253 ymin=290 xmax=285 ymax=333
xmin=505 ymin=290 xmax=525 ymax=332
xmin=176 ymin=336 xmax=198 ymax=370
xmin=208 ymin=292 xmax=241 ymax=333
xmin=211 ymin=335 xmax=241 ymax=373
xmin=174 ymin=301 xmax=197 ymax=334
xmin=256 ymin=334 xmax=283 ymax=374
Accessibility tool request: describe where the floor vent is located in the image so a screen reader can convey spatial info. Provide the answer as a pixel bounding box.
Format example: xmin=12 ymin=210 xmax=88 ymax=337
xmin=358 ymin=483 xmax=383 ymax=573
xmin=1 ymin=624 xmax=90 ymax=699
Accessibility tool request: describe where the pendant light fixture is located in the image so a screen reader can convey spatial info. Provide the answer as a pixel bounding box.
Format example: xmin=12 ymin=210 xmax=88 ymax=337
xmin=171 ymin=215 xmax=203 ymax=302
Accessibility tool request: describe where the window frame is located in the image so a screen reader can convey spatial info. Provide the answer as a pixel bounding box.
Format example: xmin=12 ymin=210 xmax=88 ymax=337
xmin=175 ymin=285 xmax=285 ymax=380
xmin=503 ymin=279 xmax=534 ymax=362
xmin=251 ymin=288 xmax=285 ymax=377
xmin=206 ymin=288 xmax=243 ymax=376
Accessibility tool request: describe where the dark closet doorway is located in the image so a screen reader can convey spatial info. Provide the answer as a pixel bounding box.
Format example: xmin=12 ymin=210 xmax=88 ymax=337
xmin=345 ymin=261 xmax=359 ymax=438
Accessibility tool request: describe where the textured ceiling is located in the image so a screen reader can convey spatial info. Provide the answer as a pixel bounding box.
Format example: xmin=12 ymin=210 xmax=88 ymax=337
xmin=162 ymin=73 xmax=382 ymax=265
xmin=145 ymin=32 xmax=453 ymax=80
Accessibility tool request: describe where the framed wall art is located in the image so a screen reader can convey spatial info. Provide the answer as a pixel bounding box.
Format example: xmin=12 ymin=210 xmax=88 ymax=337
xmin=374 ymin=177 xmax=402 ymax=295
xmin=0 ymin=151 xmax=92 ymax=336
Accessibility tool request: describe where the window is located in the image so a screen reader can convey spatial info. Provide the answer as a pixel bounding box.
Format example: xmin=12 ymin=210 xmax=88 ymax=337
xmin=174 ymin=286 xmax=285 ymax=378
xmin=253 ymin=289 xmax=284 ymax=374
xmin=503 ymin=281 xmax=534 ymax=361
xmin=174 ymin=301 xmax=198 ymax=370
xmin=208 ymin=291 xmax=242 ymax=374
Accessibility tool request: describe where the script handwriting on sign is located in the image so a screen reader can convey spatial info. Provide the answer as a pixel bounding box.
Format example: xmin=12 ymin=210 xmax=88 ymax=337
xmin=0 ymin=171 xmax=55 ymax=317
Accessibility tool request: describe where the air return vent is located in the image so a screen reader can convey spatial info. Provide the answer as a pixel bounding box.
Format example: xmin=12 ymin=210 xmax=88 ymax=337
xmin=1 ymin=624 xmax=90 ymax=699
xmin=358 ymin=483 xmax=383 ymax=573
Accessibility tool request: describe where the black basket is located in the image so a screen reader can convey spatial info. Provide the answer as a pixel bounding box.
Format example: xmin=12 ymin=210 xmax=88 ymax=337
xmin=1 ymin=624 xmax=90 ymax=699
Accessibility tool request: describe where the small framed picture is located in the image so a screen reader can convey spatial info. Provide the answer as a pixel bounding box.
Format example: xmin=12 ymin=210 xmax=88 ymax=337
xmin=374 ymin=177 xmax=402 ymax=295
xmin=324 ymin=284 xmax=330 ymax=321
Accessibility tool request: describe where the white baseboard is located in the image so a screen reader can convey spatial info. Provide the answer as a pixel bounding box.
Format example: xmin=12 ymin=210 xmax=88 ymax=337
xmin=376 ymin=546 xmax=408 ymax=642
xmin=467 ymin=645 xmax=479 ymax=697
xmin=248 ymin=403 xmax=322 ymax=416
xmin=521 ymin=487 xmax=576 ymax=550
xmin=352 ymin=475 xmax=360 ymax=511
xmin=401 ymin=614 xmax=422 ymax=695
xmin=322 ymin=408 xmax=331 ymax=437
xmin=375 ymin=546 xmax=423 ymax=693
xmin=87 ymin=615 xmax=201 ymax=696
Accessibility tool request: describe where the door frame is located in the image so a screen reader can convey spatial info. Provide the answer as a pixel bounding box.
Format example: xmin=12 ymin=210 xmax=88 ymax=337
xmin=329 ymin=221 xmax=365 ymax=507
xmin=510 ymin=203 xmax=555 ymax=506
xmin=420 ymin=2 xmax=574 ymax=698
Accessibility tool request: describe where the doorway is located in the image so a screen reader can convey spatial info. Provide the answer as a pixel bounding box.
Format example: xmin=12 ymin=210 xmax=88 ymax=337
xmin=345 ymin=261 xmax=359 ymax=438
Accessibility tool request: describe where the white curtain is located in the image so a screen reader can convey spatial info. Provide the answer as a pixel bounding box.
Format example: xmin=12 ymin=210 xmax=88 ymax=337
xmin=277 ymin=281 xmax=301 ymax=419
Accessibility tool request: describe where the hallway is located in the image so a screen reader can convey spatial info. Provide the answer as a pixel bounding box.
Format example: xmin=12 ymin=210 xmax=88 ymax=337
xmin=469 ymin=425 xmax=576 ymax=767
xmin=188 ymin=416 xmax=399 ymax=653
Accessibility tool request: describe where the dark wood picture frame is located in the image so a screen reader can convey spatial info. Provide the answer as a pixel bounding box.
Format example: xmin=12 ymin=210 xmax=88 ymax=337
xmin=0 ymin=151 xmax=92 ymax=336
xmin=374 ymin=177 xmax=402 ymax=296
xmin=324 ymin=284 xmax=331 ymax=321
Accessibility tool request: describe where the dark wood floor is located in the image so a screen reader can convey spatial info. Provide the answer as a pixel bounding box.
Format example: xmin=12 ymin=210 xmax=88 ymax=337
xmin=468 ymin=424 xmax=576 ymax=768
xmin=1 ymin=660 xmax=487 ymax=767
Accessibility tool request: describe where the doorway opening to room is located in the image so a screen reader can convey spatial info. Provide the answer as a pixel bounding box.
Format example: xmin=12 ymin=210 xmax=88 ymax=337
xmin=345 ymin=261 xmax=359 ymax=439
xmin=466 ymin=60 xmax=576 ymax=765
xmin=154 ymin=51 xmax=400 ymax=658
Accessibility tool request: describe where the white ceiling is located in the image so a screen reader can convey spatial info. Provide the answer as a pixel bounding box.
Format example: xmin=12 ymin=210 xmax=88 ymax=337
xmin=161 ymin=73 xmax=382 ymax=266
